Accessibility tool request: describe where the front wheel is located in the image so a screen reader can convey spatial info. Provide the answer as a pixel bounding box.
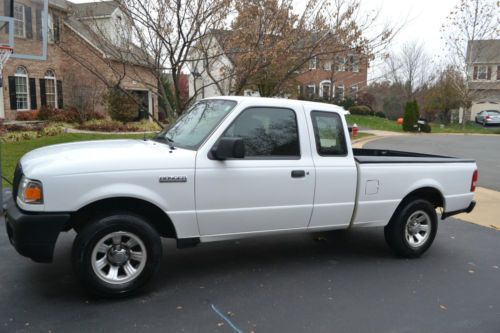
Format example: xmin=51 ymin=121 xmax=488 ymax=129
xmin=72 ymin=213 xmax=162 ymax=297
xmin=384 ymin=199 xmax=437 ymax=258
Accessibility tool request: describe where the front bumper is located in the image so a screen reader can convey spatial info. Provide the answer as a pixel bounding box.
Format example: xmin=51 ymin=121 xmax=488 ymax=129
xmin=5 ymin=198 xmax=70 ymax=263
xmin=441 ymin=200 xmax=476 ymax=220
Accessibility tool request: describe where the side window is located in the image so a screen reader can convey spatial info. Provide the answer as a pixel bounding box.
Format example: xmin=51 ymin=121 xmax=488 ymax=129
xmin=223 ymin=107 xmax=300 ymax=158
xmin=311 ymin=111 xmax=347 ymax=156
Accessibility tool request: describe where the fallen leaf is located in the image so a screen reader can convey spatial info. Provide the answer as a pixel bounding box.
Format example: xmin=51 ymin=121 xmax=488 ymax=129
xmin=176 ymin=305 xmax=183 ymax=310
xmin=217 ymin=322 xmax=224 ymax=327
xmin=492 ymin=265 xmax=499 ymax=269
xmin=439 ymin=305 xmax=447 ymax=310
xmin=227 ymin=311 xmax=234 ymax=317
xmin=468 ymin=270 xmax=475 ymax=274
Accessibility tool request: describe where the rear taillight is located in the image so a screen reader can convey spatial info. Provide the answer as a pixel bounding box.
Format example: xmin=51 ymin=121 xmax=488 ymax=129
xmin=471 ymin=169 xmax=478 ymax=192
xmin=485 ymin=116 xmax=491 ymax=120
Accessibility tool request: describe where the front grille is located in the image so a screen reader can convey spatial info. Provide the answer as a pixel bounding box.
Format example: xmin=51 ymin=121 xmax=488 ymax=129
xmin=12 ymin=162 xmax=23 ymax=200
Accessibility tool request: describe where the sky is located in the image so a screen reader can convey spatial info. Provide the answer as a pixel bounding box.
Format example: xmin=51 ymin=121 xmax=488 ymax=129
xmin=361 ymin=0 xmax=459 ymax=80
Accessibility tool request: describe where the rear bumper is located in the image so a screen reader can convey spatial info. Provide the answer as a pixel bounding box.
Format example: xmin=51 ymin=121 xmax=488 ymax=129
xmin=5 ymin=198 xmax=70 ymax=263
xmin=441 ymin=200 xmax=476 ymax=220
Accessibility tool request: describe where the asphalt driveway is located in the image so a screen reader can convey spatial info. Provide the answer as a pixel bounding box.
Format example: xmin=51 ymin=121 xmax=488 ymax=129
xmin=1 ymin=216 xmax=499 ymax=332
xmin=364 ymin=134 xmax=500 ymax=191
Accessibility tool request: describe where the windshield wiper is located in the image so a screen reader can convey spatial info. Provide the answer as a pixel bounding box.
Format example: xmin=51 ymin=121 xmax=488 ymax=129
xmin=165 ymin=136 xmax=176 ymax=150
xmin=152 ymin=135 xmax=175 ymax=149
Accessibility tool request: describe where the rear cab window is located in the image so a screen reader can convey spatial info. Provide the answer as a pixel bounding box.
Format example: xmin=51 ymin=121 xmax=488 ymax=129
xmin=310 ymin=111 xmax=347 ymax=156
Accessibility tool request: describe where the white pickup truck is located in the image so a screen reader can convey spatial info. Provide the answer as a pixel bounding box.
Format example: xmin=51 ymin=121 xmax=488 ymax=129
xmin=5 ymin=97 xmax=477 ymax=296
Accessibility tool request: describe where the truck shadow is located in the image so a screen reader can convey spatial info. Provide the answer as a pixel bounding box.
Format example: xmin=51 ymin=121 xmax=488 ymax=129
xmin=21 ymin=227 xmax=395 ymax=300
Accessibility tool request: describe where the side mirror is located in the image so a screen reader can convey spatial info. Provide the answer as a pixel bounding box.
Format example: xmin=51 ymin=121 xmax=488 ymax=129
xmin=211 ymin=137 xmax=245 ymax=160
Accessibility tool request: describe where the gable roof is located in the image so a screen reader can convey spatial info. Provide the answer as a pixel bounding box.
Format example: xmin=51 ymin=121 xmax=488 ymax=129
xmin=64 ymin=16 xmax=154 ymax=68
xmin=69 ymin=0 xmax=119 ymax=18
xmin=466 ymin=40 xmax=500 ymax=64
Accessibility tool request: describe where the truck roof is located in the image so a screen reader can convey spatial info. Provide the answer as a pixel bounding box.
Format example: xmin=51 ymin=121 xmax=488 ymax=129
xmin=203 ymin=96 xmax=349 ymax=115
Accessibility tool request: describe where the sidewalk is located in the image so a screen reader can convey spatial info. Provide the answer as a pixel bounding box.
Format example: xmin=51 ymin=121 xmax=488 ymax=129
xmin=456 ymin=187 xmax=500 ymax=230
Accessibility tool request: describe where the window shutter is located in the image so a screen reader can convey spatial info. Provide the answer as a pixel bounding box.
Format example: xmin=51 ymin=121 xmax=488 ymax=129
xmin=29 ymin=78 xmax=37 ymax=109
xmin=497 ymin=66 xmax=500 ymax=81
xmin=57 ymin=80 xmax=63 ymax=108
xmin=39 ymin=78 xmax=47 ymax=106
xmin=8 ymin=76 xmax=17 ymax=110
xmin=25 ymin=6 xmax=33 ymax=39
xmin=54 ymin=15 xmax=60 ymax=43
xmin=473 ymin=66 xmax=478 ymax=80
xmin=487 ymin=66 xmax=492 ymax=80
xmin=36 ymin=7 xmax=42 ymax=41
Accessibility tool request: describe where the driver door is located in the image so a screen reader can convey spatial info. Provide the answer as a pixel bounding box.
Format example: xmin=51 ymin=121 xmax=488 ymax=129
xmin=195 ymin=106 xmax=315 ymax=237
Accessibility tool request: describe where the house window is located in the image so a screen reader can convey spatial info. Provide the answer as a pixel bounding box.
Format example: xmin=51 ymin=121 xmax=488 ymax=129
xmin=14 ymin=3 xmax=25 ymax=38
xmin=309 ymin=57 xmax=317 ymax=70
xmin=350 ymin=84 xmax=359 ymax=98
xmin=335 ymin=84 xmax=344 ymax=100
xmin=306 ymin=84 xmax=316 ymax=97
xmin=497 ymin=65 xmax=500 ymax=81
xmin=14 ymin=66 xmax=29 ymax=110
xmin=45 ymin=70 xmax=58 ymax=108
xmin=335 ymin=55 xmax=345 ymax=72
xmin=474 ymin=65 xmax=490 ymax=80
xmin=348 ymin=55 xmax=359 ymax=72
xmin=323 ymin=62 xmax=332 ymax=71
xmin=320 ymin=81 xmax=331 ymax=99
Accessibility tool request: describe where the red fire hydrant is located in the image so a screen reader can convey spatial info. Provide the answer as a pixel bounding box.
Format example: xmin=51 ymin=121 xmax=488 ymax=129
xmin=352 ymin=123 xmax=359 ymax=138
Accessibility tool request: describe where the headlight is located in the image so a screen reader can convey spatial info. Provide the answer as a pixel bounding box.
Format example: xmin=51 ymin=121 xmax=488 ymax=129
xmin=18 ymin=176 xmax=44 ymax=204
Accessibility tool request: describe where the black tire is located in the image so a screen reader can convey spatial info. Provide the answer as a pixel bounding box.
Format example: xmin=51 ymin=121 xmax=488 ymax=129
xmin=384 ymin=198 xmax=437 ymax=258
xmin=72 ymin=212 xmax=162 ymax=297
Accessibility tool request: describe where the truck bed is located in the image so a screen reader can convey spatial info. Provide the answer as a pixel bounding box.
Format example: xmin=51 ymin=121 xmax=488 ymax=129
xmin=353 ymin=148 xmax=476 ymax=164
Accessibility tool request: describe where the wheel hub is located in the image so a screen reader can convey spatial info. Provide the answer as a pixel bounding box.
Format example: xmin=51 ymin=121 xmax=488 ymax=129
xmin=91 ymin=231 xmax=147 ymax=284
xmin=107 ymin=245 xmax=130 ymax=266
xmin=404 ymin=210 xmax=431 ymax=248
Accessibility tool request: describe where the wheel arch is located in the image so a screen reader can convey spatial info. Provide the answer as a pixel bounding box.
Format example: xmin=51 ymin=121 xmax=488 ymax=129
xmin=67 ymin=197 xmax=178 ymax=239
xmin=389 ymin=186 xmax=445 ymax=222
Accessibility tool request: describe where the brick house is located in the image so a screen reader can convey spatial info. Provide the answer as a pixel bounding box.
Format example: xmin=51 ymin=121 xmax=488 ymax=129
xmin=1 ymin=0 xmax=158 ymax=120
xmin=188 ymin=29 xmax=368 ymax=102
xmin=296 ymin=54 xmax=368 ymax=102
xmin=463 ymin=39 xmax=500 ymax=121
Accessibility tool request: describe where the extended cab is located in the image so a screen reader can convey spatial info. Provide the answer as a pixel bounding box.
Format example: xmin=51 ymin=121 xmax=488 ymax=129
xmin=5 ymin=97 xmax=477 ymax=296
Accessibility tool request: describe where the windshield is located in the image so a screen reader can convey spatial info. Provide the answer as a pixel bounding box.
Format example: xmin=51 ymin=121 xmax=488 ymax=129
xmin=156 ymin=99 xmax=237 ymax=150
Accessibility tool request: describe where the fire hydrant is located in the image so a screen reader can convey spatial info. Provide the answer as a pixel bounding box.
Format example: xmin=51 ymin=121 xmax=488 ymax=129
xmin=352 ymin=123 xmax=359 ymax=138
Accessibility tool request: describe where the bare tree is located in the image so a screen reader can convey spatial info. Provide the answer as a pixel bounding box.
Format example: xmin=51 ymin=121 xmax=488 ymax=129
xmin=441 ymin=0 xmax=500 ymax=125
xmin=120 ymin=0 xmax=233 ymax=114
xmin=384 ymin=41 xmax=431 ymax=101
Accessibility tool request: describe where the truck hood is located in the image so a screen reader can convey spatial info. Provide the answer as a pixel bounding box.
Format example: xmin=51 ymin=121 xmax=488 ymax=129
xmin=20 ymin=139 xmax=196 ymax=178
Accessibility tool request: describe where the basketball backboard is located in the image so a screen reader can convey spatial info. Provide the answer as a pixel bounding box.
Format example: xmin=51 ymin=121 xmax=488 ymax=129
xmin=0 ymin=0 xmax=49 ymax=60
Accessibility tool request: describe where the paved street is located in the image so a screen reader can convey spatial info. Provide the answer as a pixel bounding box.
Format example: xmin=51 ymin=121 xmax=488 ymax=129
xmin=364 ymin=134 xmax=500 ymax=191
xmin=1 ymin=216 xmax=499 ymax=332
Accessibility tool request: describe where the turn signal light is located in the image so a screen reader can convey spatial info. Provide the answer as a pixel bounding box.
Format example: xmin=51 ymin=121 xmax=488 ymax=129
xmin=24 ymin=184 xmax=43 ymax=203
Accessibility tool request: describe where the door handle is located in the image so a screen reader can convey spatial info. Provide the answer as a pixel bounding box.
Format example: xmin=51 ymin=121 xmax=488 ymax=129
xmin=291 ymin=170 xmax=306 ymax=178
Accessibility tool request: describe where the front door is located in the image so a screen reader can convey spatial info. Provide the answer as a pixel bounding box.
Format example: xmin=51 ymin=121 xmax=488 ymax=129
xmin=195 ymin=106 xmax=315 ymax=237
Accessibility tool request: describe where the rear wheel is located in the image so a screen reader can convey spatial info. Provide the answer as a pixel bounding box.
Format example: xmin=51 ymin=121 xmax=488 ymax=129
xmin=384 ymin=199 xmax=437 ymax=258
xmin=72 ymin=213 xmax=162 ymax=297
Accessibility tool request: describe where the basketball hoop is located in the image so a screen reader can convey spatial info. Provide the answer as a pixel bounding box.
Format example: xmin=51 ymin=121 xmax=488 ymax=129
xmin=0 ymin=45 xmax=13 ymax=73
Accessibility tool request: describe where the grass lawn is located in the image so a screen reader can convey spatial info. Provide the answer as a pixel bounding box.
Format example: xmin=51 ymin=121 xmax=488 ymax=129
xmin=346 ymin=115 xmax=403 ymax=132
xmin=346 ymin=115 xmax=500 ymax=135
xmin=1 ymin=133 xmax=144 ymax=187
